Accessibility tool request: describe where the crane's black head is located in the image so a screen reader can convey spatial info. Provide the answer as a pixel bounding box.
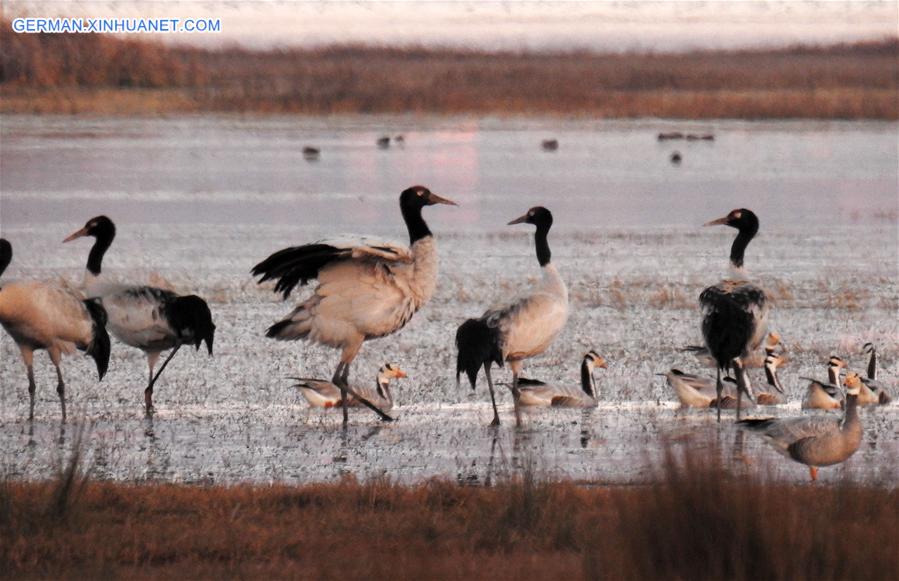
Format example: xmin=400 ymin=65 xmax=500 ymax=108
xmin=399 ymin=185 xmax=457 ymax=210
xmin=63 ymin=215 xmax=117 ymax=244
xmin=508 ymin=206 xmax=553 ymax=229
xmin=704 ymin=209 xmax=759 ymax=269
xmin=0 ymin=238 xmax=11 ymax=278
xmin=63 ymin=216 xmax=117 ymax=276
xmin=509 ymin=207 xmax=554 ymax=266
xmin=399 ymin=186 xmax=457 ymax=244
xmin=703 ymin=208 xmax=759 ymax=236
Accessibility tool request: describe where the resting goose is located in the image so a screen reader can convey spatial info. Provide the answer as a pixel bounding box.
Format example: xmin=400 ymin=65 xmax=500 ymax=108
xmin=516 ymin=351 xmax=606 ymax=408
xmin=292 ymin=363 xmax=407 ymax=411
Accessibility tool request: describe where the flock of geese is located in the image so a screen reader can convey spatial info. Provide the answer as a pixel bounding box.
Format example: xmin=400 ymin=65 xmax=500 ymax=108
xmin=0 ymin=185 xmax=893 ymax=480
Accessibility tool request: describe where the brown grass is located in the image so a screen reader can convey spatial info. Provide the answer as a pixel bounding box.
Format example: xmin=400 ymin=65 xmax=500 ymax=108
xmin=2 ymin=443 xmax=897 ymax=580
xmin=1 ymin=21 xmax=896 ymax=118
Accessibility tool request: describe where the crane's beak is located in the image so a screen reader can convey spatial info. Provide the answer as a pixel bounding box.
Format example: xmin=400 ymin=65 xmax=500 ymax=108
xmin=426 ymin=192 xmax=458 ymax=206
xmin=63 ymin=227 xmax=89 ymax=243
xmin=595 ymin=358 xmax=608 ymax=369
xmin=394 ymin=367 xmax=408 ymax=379
xmin=703 ymin=215 xmax=730 ymax=227
xmin=508 ymin=213 xmax=529 ymax=225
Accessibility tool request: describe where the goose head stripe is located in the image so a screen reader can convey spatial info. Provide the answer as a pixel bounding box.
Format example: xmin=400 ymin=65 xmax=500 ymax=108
xmin=0 ymin=239 xmax=11 ymax=278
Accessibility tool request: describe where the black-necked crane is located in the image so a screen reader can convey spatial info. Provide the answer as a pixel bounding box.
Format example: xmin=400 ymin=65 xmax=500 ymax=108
xmin=456 ymin=206 xmax=569 ymax=426
xmin=63 ymin=217 xmax=216 ymax=415
xmin=740 ymin=372 xmax=865 ymax=481
xmin=699 ymin=208 xmax=769 ymax=421
xmin=291 ymin=363 xmax=407 ymax=411
xmin=252 ymin=185 xmax=456 ymax=424
xmin=516 ymin=351 xmax=605 ymax=408
xmin=0 ymin=238 xmax=110 ymax=421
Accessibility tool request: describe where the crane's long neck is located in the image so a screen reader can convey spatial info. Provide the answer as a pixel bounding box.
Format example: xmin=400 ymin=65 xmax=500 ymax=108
xmin=0 ymin=250 xmax=10 ymax=278
xmin=580 ymin=360 xmax=596 ymax=397
xmin=535 ymin=223 xmax=551 ymax=267
xmin=401 ymin=204 xmax=431 ymax=244
xmin=86 ymin=233 xmax=114 ymax=277
xmin=729 ymin=228 xmax=756 ymax=270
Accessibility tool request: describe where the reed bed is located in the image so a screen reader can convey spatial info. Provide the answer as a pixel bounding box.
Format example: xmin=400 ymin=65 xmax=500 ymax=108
xmin=1 ymin=22 xmax=896 ymax=118
xmin=2 ymin=442 xmax=896 ymax=580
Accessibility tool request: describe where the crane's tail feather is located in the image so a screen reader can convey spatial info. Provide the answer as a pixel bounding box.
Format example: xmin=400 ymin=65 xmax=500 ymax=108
xmin=252 ymin=243 xmax=349 ymax=299
xmin=455 ymin=318 xmax=502 ymax=391
xmin=82 ymin=299 xmax=111 ymax=380
xmin=265 ymin=307 xmax=313 ymax=341
xmin=165 ymin=295 xmax=216 ymax=355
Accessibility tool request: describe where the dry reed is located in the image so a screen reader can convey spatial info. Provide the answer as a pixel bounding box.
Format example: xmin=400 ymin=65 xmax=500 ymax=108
xmin=1 ymin=22 xmax=896 ymax=119
xmin=1 ymin=438 xmax=896 ymax=580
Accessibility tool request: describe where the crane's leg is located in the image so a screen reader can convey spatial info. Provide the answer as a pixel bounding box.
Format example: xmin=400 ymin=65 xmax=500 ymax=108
xmin=511 ymin=373 xmax=523 ymax=427
xmin=484 ymin=364 xmax=500 ymax=427
xmin=21 ymin=347 xmax=36 ymax=421
xmin=332 ymin=362 xmax=349 ymax=425
xmin=332 ymin=358 xmax=393 ymax=423
xmin=715 ymin=367 xmax=723 ymax=423
xmin=146 ymin=345 xmax=182 ymax=415
xmin=48 ymin=348 xmax=66 ymax=422
xmin=808 ymin=466 xmax=818 ymax=481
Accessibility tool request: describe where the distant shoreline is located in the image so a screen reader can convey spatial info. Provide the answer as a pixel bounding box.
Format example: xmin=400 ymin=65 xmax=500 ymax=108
xmin=2 ymin=32 xmax=897 ymax=119
xmin=2 ymin=87 xmax=897 ymax=119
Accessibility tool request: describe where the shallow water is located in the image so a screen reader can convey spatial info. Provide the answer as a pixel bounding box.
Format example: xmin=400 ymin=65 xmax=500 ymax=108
xmin=0 ymin=116 xmax=897 ymax=485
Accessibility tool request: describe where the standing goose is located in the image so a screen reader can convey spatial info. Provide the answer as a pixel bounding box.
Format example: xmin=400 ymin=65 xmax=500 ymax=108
xmin=860 ymin=342 xmax=892 ymax=405
xmin=291 ymin=363 xmax=407 ymax=411
xmin=699 ymin=208 xmax=769 ymax=421
xmin=456 ymin=207 xmax=569 ymax=426
xmin=516 ymin=351 xmax=606 ymax=408
xmin=63 ymin=217 xmax=216 ymax=415
xmin=252 ymin=186 xmax=456 ymax=424
xmin=0 ymin=238 xmax=110 ymax=420
xmin=739 ymin=372 xmax=865 ymax=481
xmin=801 ymin=356 xmax=846 ymax=410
